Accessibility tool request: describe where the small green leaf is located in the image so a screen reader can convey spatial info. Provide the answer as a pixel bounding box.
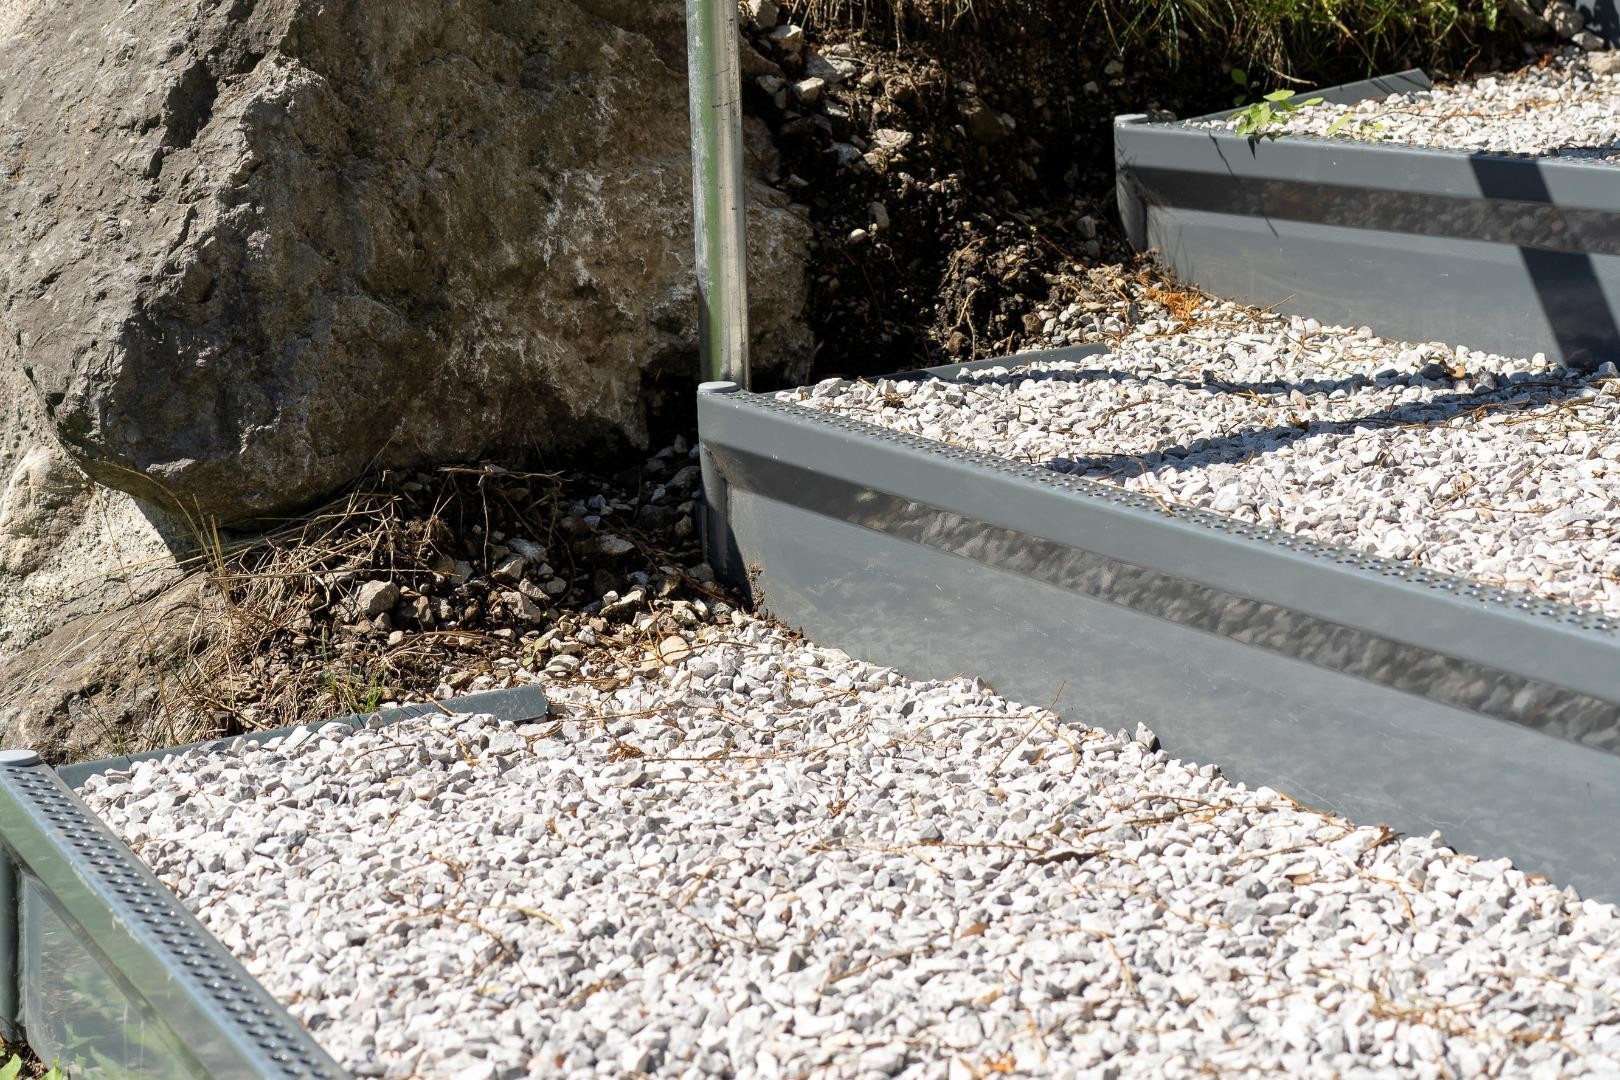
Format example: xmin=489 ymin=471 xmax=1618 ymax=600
xmin=1326 ymin=114 xmax=1354 ymax=134
xmin=1263 ymin=89 xmax=1294 ymax=103
xmin=1230 ymin=67 xmax=1249 ymax=87
xmin=1299 ymin=96 xmax=1325 ymax=107
xmin=0 ymin=1055 xmax=23 ymax=1080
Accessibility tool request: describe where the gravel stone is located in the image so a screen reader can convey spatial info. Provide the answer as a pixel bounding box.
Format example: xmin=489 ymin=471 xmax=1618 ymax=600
xmin=354 ymin=580 xmax=400 ymax=619
xmin=594 ymin=534 xmax=635 ymax=558
xmin=744 ymin=0 xmax=779 ymax=29
xmin=489 ymin=553 xmax=527 ymax=585
xmin=81 ymin=617 xmax=1620 ymax=1076
xmin=792 ymin=76 xmax=826 ymax=104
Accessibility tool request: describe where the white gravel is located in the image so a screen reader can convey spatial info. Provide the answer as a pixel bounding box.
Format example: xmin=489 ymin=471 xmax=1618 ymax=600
xmin=80 ymin=614 xmax=1620 ymax=1077
xmin=1208 ymin=51 xmax=1620 ymax=161
xmin=784 ymin=303 xmax=1620 ymax=619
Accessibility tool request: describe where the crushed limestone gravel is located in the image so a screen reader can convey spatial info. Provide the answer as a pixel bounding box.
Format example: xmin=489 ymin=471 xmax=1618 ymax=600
xmin=783 ymin=303 xmax=1620 ymax=620
xmin=80 ymin=615 xmax=1620 ymax=1077
xmin=1207 ymin=50 xmax=1620 ymax=161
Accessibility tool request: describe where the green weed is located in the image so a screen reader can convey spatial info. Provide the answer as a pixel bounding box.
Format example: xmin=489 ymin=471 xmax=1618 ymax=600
xmin=0 ymin=1052 xmax=66 ymax=1080
xmin=322 ymin=667 xmax=392 ymax=715
xmin=1231 ymin=88 xmax=1324 ymax=136
xmin=797 ymin=0 xmax=1521 ymax=83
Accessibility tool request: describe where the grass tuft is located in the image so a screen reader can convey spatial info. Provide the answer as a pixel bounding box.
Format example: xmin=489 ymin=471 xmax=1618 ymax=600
xmin=792 ymin=0 xmax=1523 ymax=83
xmin=0 ymin=1049 xmax=64 ymax=1080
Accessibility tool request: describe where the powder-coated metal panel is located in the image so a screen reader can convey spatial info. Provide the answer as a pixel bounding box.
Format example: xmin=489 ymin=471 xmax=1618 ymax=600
xmin=1116 ymin=75 xmax=1620 ymax=368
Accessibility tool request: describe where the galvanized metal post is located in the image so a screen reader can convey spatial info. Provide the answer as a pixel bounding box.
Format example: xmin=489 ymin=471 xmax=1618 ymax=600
xmin=0 ymin=750 xmax=32 ymax=1045
xmin=0 ymin=844 xmax=17 ymax=1044
xmin=685 ymin=0 xmax=751 ymax=388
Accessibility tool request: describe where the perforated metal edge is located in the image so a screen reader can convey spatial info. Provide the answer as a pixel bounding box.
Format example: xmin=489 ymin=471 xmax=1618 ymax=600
xmin=705 ymin=383 xmax=1620 ymax=744
xmin=59 ymin=685 xmax=551 ymax=787
xmin=0 ymin=761 xmax=346 ymax=1078
xmin=703 ymin=382 xmax=1620 ymax=895
xmin=1116 ymin=69 xmax=1620 ymax=371
xmin=754 ymin=386 xmax=1620 ymax=637
xmin=0 ymin=846 xmax=16 ymax=1044
xmin=1150 ymin=122 xmax=1620 ymax=173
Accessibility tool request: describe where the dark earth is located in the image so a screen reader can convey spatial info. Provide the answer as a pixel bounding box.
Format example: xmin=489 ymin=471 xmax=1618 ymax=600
xmin=753 ymin=0 xmax=1540 ymax=385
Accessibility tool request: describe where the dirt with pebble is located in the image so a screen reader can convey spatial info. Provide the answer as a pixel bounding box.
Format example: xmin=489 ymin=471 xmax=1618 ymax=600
xmin=749 ymin=4 xmax=1539 ymax=384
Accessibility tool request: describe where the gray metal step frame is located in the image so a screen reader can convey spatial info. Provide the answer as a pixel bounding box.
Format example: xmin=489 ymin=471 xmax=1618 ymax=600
xmin=0 ymin=686 xmax=549 ymax=1079
xmin=697 ymin=379 xmax=1620 ymax=903
xmin=1116 ymin=68 xmax=1620 ymax=369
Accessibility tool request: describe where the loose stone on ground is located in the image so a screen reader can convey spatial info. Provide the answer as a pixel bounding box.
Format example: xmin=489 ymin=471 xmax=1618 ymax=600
xmin=82 ymin=616 xmax=1620 ymax=1077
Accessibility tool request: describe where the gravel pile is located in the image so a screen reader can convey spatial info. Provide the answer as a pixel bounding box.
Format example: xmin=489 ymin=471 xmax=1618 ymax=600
xmin=1207 ymin=50 xmax=1620 ymax=161
xmin=784 ymin=303 xmax=1620 ymax=619
xmin=81 ymin=615 xmax=1620 ymax=1077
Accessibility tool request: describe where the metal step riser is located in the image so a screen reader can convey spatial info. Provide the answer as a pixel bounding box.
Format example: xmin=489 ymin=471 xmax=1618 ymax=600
xmin=1116 ymin=70 xmax=1620 ymax=369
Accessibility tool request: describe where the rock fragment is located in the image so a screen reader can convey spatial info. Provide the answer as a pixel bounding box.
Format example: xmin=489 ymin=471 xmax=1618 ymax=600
xmin=355 ymin=581 xmax=399 ymax=619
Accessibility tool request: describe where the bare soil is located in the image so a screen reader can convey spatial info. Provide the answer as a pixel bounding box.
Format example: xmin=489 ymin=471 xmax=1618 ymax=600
xmin=754 ymin=2 xmax=1537 ymax=383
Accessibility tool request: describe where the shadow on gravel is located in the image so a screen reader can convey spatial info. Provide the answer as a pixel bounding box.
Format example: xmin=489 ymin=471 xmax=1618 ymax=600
xmin=1469 ymin=153 xmax=1620 ymax=371
xmin=947 ymin=360 xmax=1429 ymax=398
xmin=932 ymin=363 xmax=1608 ymax=479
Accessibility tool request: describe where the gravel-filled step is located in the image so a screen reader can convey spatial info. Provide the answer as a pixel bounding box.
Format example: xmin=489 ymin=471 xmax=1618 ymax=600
xmin=1206 ymin=50 xmax=1620 ymax=160
xmin=81 ymin=616 xmax=1620 ymax=1077
xmin=785 ymin=303 xmax=1620 ymax=619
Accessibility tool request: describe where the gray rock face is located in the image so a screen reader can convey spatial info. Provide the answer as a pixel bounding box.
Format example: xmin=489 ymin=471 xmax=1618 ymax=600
xmin=0 ymin=0 xmax=810 ymax=521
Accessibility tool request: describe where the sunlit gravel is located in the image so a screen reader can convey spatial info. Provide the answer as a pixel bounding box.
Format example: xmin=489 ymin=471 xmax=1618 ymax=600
xmin=784 ymin=302 xmax=1620 ymax=620
xmin=82 ymin=615 xmax=1620 ymax=1078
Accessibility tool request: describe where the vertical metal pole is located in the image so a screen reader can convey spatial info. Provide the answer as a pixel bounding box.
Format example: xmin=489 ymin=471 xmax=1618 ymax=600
xmin=685 ymin=0 xmax=751 ymax=388
xmin=0 ymin=751 xmax=33 ymax=1045
xmin=0 ymin=845 xmax=17 ymax=1043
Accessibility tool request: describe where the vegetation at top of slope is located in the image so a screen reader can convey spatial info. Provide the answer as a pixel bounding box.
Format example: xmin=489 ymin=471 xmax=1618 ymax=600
xmin=793 ymin=0 xmax=1525 ymax=87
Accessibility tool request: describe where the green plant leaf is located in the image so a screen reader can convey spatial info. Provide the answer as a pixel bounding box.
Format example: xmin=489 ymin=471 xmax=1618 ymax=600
xmin=1230 ymin=67 xmax=1248 ymax=86
xmin=1263 ymin=89 xmax=1294 ymax=102
xmin=1299 ymin=96 xmax=1325 ymax=107
xmin=0 ymin=1055 xmax=22 ymax=1080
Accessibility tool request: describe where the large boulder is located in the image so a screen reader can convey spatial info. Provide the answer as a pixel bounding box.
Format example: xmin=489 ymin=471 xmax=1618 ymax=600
xmin=0 ymin=342 xmax=184 ymax=664
xmin=0 ymin=0 xmax=811 ymax=521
